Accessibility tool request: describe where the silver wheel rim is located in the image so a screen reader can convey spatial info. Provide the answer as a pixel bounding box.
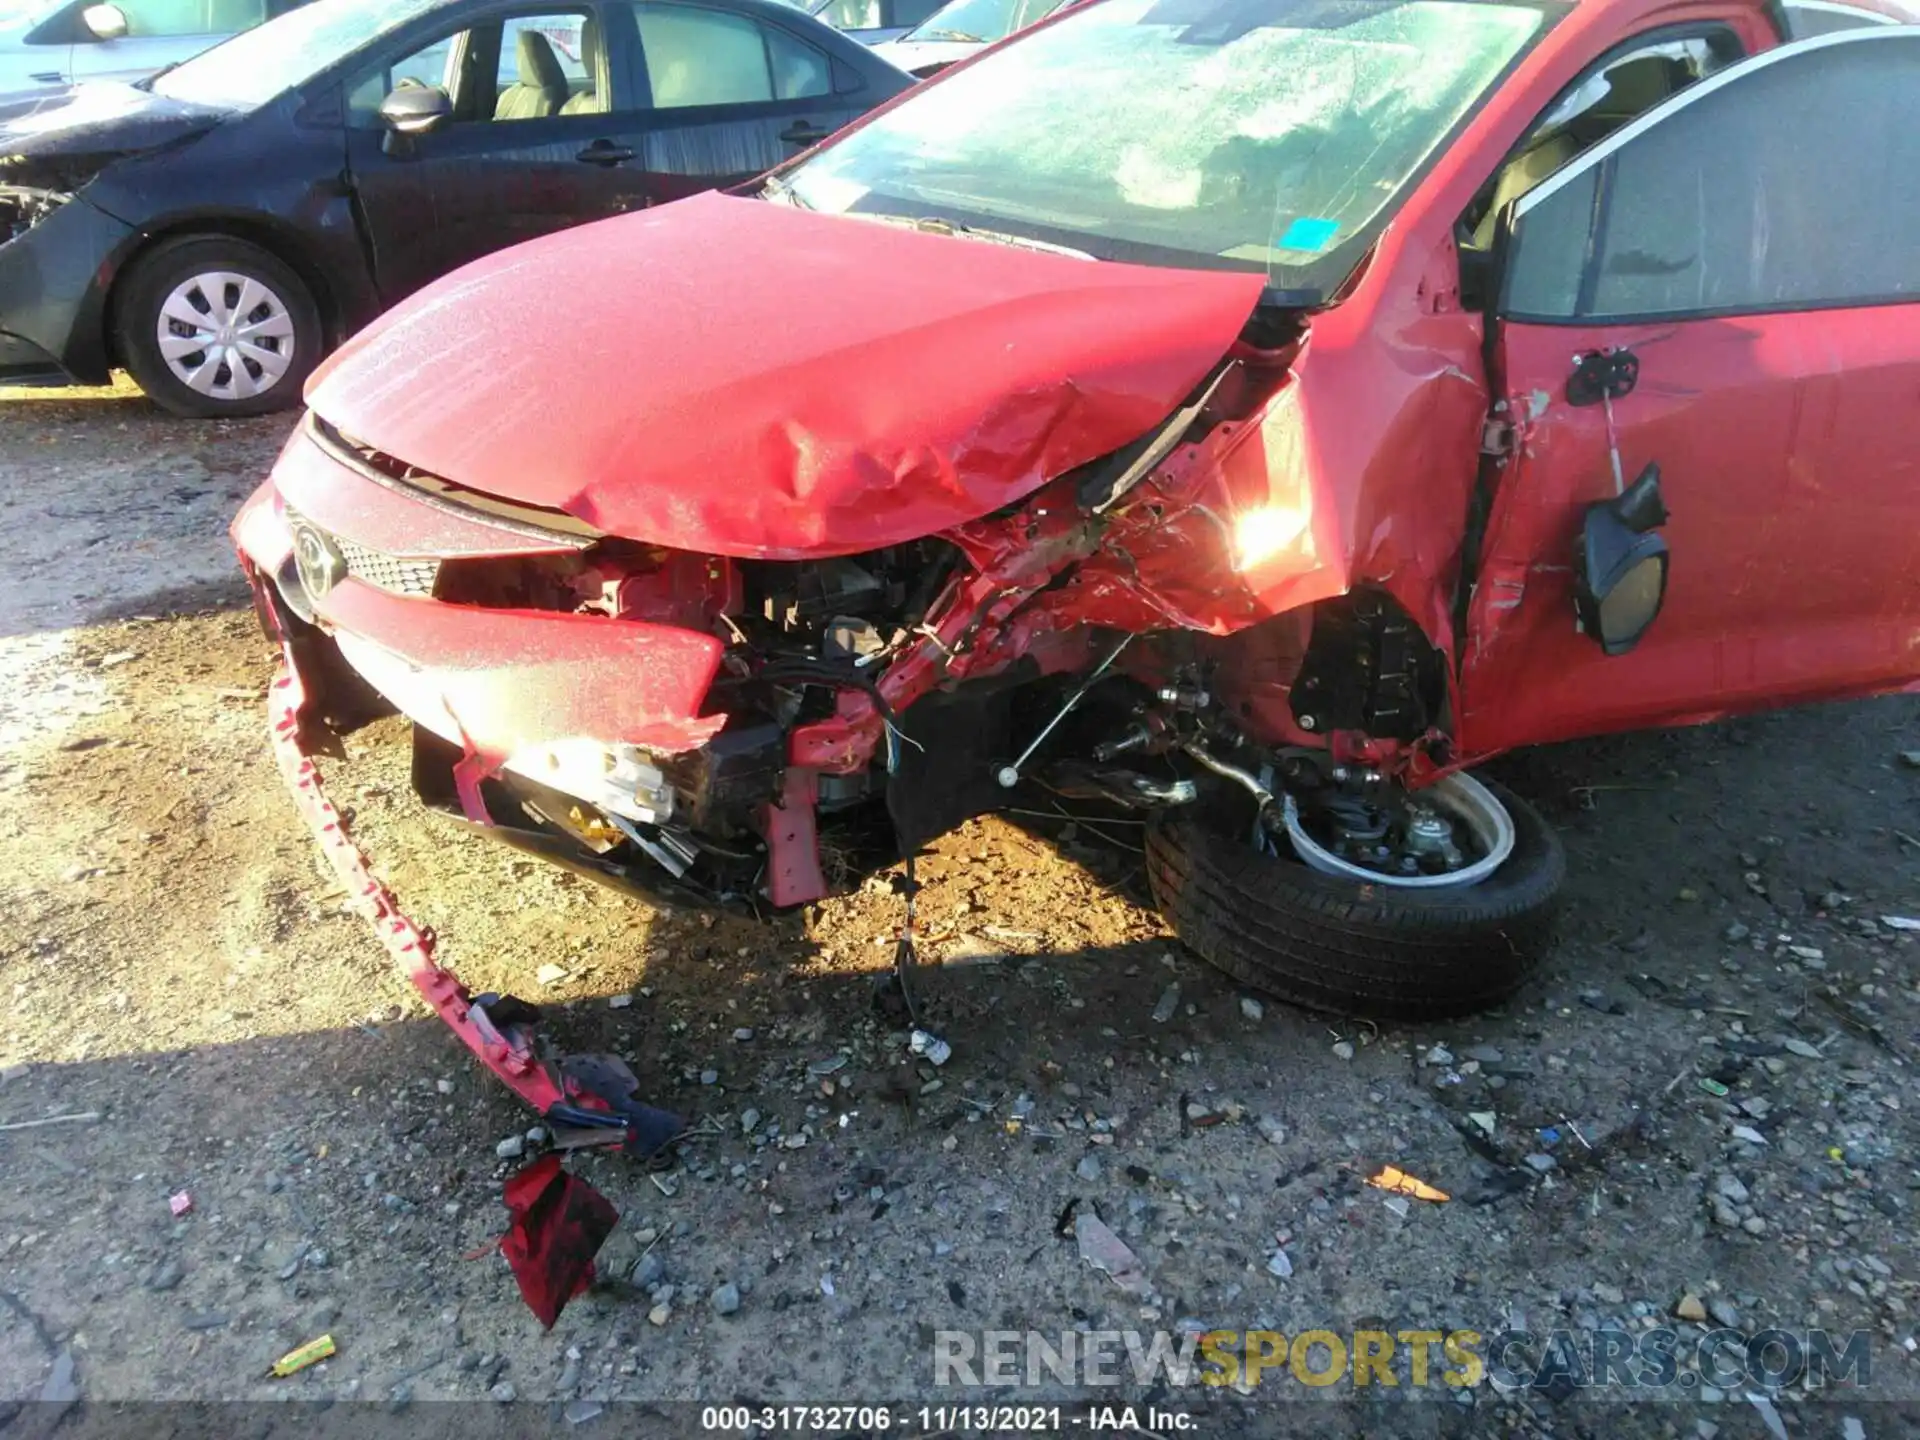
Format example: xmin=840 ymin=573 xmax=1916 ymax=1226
xmin=1282 ymin=772 xmax=1517 ymax=889
xmin=155 ymin=270 xmax=296 ymax=401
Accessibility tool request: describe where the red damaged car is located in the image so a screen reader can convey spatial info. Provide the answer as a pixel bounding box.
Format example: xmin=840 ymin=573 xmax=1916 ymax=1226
xmin=234 ymin=0 xmax=1920 ymax=1134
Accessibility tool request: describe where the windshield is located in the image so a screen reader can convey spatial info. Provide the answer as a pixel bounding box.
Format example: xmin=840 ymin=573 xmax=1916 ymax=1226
xmin=809 ymin=0 xmax=881 ymax=23
xmin=902 ymin=0 xmax=1069 ymax=43
xmin=151 ymin=0 xmax=444 ymax=110
xmin=787 ymin=0 xmax=1556 ymax=291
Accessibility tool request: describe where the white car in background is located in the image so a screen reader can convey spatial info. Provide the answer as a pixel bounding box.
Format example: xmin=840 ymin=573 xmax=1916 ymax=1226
xmin=871 ymin=0 xmax=1071 ymax=75
xmin=0 ymin=0 xmax=302 ymax=94
xmin=803 ymin=0 xmax=940 ymax=46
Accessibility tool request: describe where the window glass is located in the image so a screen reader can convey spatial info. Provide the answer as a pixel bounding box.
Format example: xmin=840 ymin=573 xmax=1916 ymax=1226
xmin=206 ymin=0 xmax=266 ymax=28
xmin=892 ymin=0 xmax=945 ymax=26
xmin=902 ymin=0 xmax=1068 ymax=45
xmin=341 ymin=30 xmax=453 ymax=121
xmin=1463 ymin=28 xmax=1739 ymax=254
xmin=786 ymin=0 xmax=1554 ymax=289
xmin=349 ymin=10 xmax=602 ymax=123
xmin=812 ymin=0 xmax=883 ymax=27
xmin=497 ymin=14 xmax=590 ymax=91
xmin=153 ymin=0 xmax=443 ymax=111
xmin=1504 ymin=165 xmax=1593 ymax=317
xmin=118 ymin=0 xmax=266 ymax=36
xmin=633 ymin=2 xmax=772 ymax=106
xmin=346 ymin=30 xmax=458 ymax=122
xmin=1505 ymin=37 xmax=1920 ymax=319
xmin=1784 ymin=2 xmax=1897 ymax=38
xmin=1531 ymin=33 xmax=1739 ymax=142
xmin=766 ymin=26 xmax=831 ymax=100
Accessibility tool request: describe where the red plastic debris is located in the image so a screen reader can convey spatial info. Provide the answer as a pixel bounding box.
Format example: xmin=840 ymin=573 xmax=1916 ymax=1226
xmin=169 ymin=1191 xmax=192 ymax=1217
xmin=499 ymin=1154 xmax=618 ymax=1329
xmin=265 ymin=657 xmax=570 ymax=1115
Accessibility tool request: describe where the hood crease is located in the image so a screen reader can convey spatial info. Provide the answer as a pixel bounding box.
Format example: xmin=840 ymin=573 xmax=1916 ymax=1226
xmin=308 ymin=192 xmax=1266 ymax=560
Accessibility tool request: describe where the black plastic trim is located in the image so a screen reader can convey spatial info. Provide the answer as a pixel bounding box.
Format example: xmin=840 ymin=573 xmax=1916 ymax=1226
xmin=306 ymin=414 xmax=596 ymax=549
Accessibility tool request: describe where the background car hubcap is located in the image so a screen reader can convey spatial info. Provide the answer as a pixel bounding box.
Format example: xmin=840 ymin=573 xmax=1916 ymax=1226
xmin=155 ymin=271 xmax=295 ymax=401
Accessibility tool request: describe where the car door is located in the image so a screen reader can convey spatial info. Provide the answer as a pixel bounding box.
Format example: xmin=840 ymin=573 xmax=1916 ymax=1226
xmin=65 ymin=0 xmax=281 ymax=83
xmin=619 ymin=0 xmax=885 ymax=203
xmin=343 ymin=4 xmax=658 ymax=306
xmin=1457 ymin=29 xmax=1920 ymax=759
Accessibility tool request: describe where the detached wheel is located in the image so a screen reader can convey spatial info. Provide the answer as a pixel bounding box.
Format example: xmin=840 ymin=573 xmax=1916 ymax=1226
xmin=116 ymin=236 xmax=321 ymax=418
xmin=1146 ymin=775 xmax=1564 ymax=1020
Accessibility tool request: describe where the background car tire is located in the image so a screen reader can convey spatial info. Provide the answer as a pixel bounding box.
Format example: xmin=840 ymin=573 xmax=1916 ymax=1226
xmin=115 ymin=236 xmax=322 ymax=419
xmin=1145 ymin=779 xmax=1565 ymax=1020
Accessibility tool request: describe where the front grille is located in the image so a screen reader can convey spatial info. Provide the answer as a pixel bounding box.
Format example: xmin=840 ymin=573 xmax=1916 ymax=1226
xmin=284 ymin=506 xmax=440 ymax=598
xmin=332 ymin=532 xmax=440 ymax=598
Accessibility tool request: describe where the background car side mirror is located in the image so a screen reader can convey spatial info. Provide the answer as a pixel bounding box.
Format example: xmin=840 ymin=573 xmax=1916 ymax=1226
xmin=378 ymin=84 xmax=453 ymax=148
xmin=80 ymin=3 xmax=128 ymax=40
xmin=1574 ymin=463 xmax=1669 ymax=656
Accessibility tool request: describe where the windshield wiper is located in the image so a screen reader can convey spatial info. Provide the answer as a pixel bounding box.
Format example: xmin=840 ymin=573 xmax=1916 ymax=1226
xmin=912 ymin=27 xmax=985 ymax=41
xmin=134 ymin=60 xmax=180 ymax=90
xmin=845 ymin=212 xmax=1093 ymax=259
xmin=760 ymin=175 xmax=812 ymax=209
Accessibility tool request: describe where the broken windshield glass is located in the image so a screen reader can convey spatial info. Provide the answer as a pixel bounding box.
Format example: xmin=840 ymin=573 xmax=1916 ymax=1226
xmin=788 ymin=0 xmax=1558 ymax=290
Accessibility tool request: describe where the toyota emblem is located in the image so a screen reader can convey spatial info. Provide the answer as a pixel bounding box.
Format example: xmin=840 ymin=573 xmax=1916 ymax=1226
xmin=291 ymin=522 xmax=347 ymax=602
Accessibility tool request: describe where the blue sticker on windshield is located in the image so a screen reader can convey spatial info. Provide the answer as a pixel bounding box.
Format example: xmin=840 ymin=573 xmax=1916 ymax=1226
xmin=1278 ymin=217 xmax=1341 ymax=253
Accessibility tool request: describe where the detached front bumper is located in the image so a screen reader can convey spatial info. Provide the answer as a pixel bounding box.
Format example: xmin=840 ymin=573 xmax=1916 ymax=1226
xmin=235 ymin=432 xmax=827 ymax=906
xmin=263 ymin=645 xmax=685 ymax=1154
xmin=264 ymin=646 xmax=672 ymax=1326
xmin=235 ymin=479 xmax=694 ymax=1162
xmin=234 ymin=464 xmax=728 ymax=764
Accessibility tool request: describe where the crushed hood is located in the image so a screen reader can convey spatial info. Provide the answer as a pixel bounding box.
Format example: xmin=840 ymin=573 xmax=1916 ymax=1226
xmin=0 ymin=83 xmax=223 ymax=189
xmin=306 ymin=192 xmax=1264 ymax=560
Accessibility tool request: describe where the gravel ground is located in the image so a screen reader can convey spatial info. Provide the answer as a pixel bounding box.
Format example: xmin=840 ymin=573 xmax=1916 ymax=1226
xmin=2 ymin=379 xmax=1918 ymax=1438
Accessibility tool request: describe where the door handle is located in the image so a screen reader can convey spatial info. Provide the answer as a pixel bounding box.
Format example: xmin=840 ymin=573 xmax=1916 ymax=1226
xmin=575 ymin=141 xmax=635 ymax=167
xmin=780 ymin=122 xmax=831 ymax=147
xmin=30 ymin=71 xmax=63 ymax=83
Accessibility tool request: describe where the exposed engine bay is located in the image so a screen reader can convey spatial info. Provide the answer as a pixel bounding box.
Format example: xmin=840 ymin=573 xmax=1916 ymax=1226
xmin=0 ymin=184 xmax=69 ymax=244
xmin=265 ymin=304 xmax=1479 ymax=919
xmin=414 ymin=534 xmax=971 ymax=902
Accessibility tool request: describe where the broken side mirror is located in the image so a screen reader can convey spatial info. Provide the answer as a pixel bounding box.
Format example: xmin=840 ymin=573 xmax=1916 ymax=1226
xmin=80 ymin=2 xmax=128 ymax=39
xmin=378 ymin=84 xmax=451 ymax=155
xmin=1574 ymin=463 xmax=1669 ymax=656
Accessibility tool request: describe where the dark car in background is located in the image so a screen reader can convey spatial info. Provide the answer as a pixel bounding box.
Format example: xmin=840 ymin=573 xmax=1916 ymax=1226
xmin=0 ymin=0 xmax=908 ymax=415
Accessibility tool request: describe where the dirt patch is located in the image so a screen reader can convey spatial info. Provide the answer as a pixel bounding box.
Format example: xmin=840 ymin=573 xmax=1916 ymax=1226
xmin=2 ymin=385 xmax=1917 ymax=1434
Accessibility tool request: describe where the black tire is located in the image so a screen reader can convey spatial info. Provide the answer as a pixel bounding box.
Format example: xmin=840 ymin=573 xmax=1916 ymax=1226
xmin=1145 ymin=779 xmax=1564 ymax=1020
xmin=115 ymin=235 xmax=322 ymax=419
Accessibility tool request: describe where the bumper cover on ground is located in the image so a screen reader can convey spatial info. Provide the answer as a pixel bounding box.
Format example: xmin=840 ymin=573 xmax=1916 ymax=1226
xmin=265 ymin=640 xmax=681 ymax=1324
xmin=267 ymin=648 xmax=685 ymax=1151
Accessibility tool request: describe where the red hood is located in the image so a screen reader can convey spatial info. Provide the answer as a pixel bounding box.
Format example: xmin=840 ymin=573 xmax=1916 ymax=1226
xmin=306 ymin=193 xmax=1264 ymax=560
